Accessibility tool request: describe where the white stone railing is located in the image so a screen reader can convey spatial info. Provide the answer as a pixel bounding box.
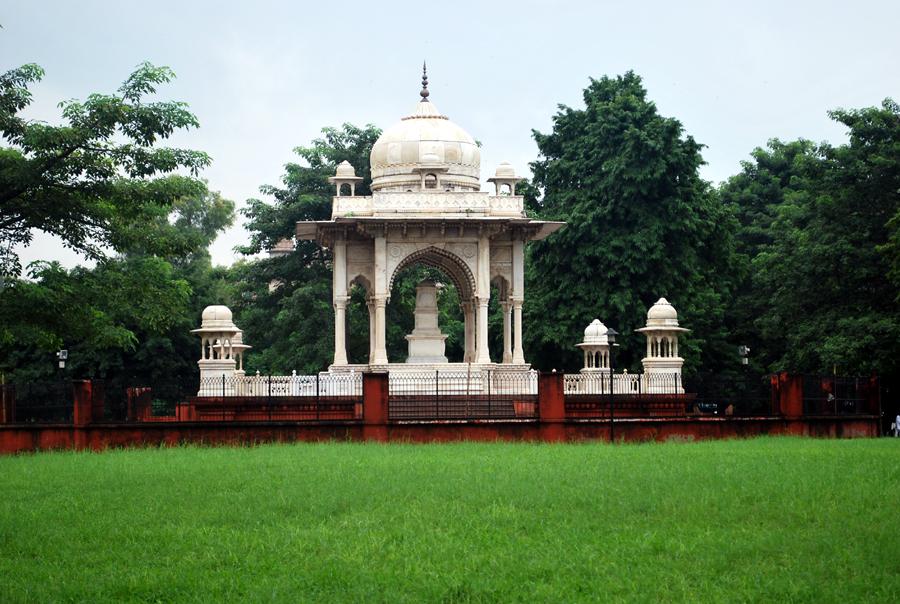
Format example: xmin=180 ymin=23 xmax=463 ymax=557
xmin=332 ymin=192 xmax=525 ymax=218
xmin=197 ymin=371 xmax=362 ymax=397
xmin=563 ymin=372 xmax=683 ymax=395
xmin=389 ymin=369 xmax=538 ymax=395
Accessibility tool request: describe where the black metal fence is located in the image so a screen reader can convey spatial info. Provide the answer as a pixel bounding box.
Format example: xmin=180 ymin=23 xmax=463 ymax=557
xmin=686 ymin=374 xmax=775 ymax=417
xmin=388 ymin=370 xmax=539 ymax=420
xmin=802 ymin=375 xmax=869 ymax=415
xmin=0 ymin=382 xmax=73 ymax=424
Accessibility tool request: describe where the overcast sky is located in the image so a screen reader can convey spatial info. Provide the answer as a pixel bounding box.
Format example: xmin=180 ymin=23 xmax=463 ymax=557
xmin=4 ymin=0 xmax=899 ymax=268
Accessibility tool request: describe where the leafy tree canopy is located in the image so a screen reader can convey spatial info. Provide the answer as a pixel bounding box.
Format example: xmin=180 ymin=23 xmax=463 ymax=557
xmin=525 ymin=72 xmax=739 ymax=375
xmin=0 ymin=62 xmax=210 ymax=279
xmin=727 ymin=99 xmax=900 ymax=375
xmin=233 ymin=124 xmax=381 ymax=374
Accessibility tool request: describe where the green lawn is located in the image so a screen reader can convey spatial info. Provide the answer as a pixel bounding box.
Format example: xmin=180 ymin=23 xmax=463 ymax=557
xmin=1 ymin=438 xmax=898 ymax=603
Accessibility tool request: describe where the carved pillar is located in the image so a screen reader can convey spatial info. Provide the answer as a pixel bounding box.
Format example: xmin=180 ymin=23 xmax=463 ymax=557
xmin=333 ymin=298 xmax=348 ymax=366
xmin=462 ymin=300 xmax=475 ymax=363
xmin=475 ymin=298 xmax=491 ymax=364
xmin=332 ymin=238 xmax=348 ymax=365
xmin=512 ymin=298 xmax=525 ymax=364
xmin=501 ymin=301 xmax=512 ymax=364
xmin=372 ymin=298 xmax=388 ymax=365
xmin=512 ymin=236 xmax=526 ymax=364
xmin=367 ymin=298 xmax=375 ymax=364
xmin=475 ymin=235 xmax=492 ymax=364
xmin=372 ymin=233 xmax=388 ymax=365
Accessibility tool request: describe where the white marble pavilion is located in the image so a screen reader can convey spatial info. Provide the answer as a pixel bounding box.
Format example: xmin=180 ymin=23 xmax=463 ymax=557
xmin=296 ymin=67 xmax=563 ymax=371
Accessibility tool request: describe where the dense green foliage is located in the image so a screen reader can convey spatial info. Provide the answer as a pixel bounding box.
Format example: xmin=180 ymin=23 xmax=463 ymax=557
xmin=0 ymin=62 xmax=210 ymax=279
xmin=232 ymin=124 xmax=379 ymax=373
xmin=2 ymin=62 xmax=897 ymax=380
xmin=525 ymin=72 xmax=739 ymax=375
xmin=720 ymin=100 xmax=900 ymax=376
xmin=0 ymin=62 xmax=234 ymax=382
xmin=0 ymin=189 xmax=234 ymax=382
xmin=1 ymin=439 xmax=898 ymax=602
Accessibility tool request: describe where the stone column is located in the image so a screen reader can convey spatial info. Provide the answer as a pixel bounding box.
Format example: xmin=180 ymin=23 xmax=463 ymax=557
xmin=475 ymin=235 xmax=492 ymax=364
xmin=512 ymin=236 xmax=526 ymax=364
xmin=512 ymin=298 xmax=525 ymax=364
xmin=333 ymin=297 xmax=348 ymax=365
xmin=501 ymin=301 xmax=512 ymax=364
xmin=332 ymin=238 xmax=348 ymax=366
xmin=461 ymin=301 xmax=475 ymax=363
xmin=372 ymin=297 xmax=388 ymax=365
xmin=475 ymin=298 xmax=491 ymax=364
xmin=372 ymin=233 xmax=388 ymax=365
xmin=367 ymin=298 xmax=375 ymax=364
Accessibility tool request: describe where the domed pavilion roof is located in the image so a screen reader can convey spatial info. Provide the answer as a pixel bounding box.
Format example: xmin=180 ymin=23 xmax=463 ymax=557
xmin=577 ymin=319 xmax=610 ymax=347
xmin=369 ymin=66 xmax=480 ymax=192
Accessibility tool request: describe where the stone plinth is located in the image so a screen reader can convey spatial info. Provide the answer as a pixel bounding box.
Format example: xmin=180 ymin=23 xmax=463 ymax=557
xmin=405 ymin=281 xmax=448 ymax=363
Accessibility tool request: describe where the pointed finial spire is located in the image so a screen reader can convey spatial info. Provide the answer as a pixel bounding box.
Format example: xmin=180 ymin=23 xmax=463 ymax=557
xmin=420 ymin=61 xmax=429 ymax=102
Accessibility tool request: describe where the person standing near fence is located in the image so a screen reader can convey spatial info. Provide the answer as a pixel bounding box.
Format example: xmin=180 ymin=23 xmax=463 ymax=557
xmin=895 ymin=414 xmax=900 ymax=437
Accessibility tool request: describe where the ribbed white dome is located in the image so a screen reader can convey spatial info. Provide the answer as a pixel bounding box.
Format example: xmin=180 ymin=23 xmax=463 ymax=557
xmin=334 ymin=160 xmax=357 ymax=178
xmin=646 ymin=298 xmax=680 ymax=327
xmin=494 ymin=162 xmax=516 ymax=178
xmin=192 ymin=305 xmax=239 ymax=334
xmin=579 ymin=319 xmax=609 ymax=346
xmin=369 ymin=99 xmax=481 ymax=192
xmin=201 ymin=305 xmax=232 ymax=324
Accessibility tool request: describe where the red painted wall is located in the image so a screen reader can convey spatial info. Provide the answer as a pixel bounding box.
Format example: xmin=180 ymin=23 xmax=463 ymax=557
xmin=0 ymin=416 xmax=878 ymax=454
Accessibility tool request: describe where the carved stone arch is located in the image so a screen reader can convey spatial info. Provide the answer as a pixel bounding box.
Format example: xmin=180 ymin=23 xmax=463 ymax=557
xmin=389 ymin=246 xmax=477 ymax=301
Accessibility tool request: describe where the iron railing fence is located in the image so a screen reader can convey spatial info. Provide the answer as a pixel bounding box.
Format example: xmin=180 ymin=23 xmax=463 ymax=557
xmin=96 ymin=380 xmax=195 ymax=422
xmin=120 ymin=373 xmax=363 ymax=422
xmin=0 ymin=382 xmax=73 ymax=424
xmin=188 ymin=396 xmax=362 ymax=422
xmin=388 ymin=369 xmax=539 ymax=420
xmin=802 ymin=375 xmax=869 ymax=415
xmin=685 ymin=374 xmax=775 ymax=417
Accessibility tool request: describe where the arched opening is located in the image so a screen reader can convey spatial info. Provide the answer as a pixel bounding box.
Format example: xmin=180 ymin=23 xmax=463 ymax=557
xmin=424 ymin=173 xmax=438 ymax=189
xmin=387 ymin=265 xmax=465 ymax=362
xmin=346 ymin=275 xmax=372 ymax=364
xmin=339 ymin=183 xmax=352 ymax=196
xmin=488 ymin=276 xmax=511 ymax=363
xmin=499 ymin=183 xmax=511 ymax=195
xmin=387 ymin=247 xmax=476 ymax=363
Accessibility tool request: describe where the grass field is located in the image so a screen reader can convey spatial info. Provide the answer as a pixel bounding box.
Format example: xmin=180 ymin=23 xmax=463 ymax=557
xmin=1 ymin=438 xmax=898 ymax=603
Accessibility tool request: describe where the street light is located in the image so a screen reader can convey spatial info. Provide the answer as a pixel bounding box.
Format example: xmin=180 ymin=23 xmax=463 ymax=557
xmin=606 ymin=327 xmax=618 ymax=443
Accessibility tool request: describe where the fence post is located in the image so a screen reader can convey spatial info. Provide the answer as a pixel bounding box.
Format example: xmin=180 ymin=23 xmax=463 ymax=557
xmin=434 ymin=369 xmax=439 ymax=418
xmin=91 ymin=380 xmax=106 ymax=422
xmin=538 ymin=372 xmax=566 ymax=442
xmin=363 ymin=372 xmax=389 ymax=441
xmin=316 ymin=373 xmax=321 ymax=421
xmin=487 ymin=369 xmax=492 ymax=418
xmin=0 ymin=385 xmax=14 ymax=424
xmin=777 ymin=372 xmax=803 ymax=418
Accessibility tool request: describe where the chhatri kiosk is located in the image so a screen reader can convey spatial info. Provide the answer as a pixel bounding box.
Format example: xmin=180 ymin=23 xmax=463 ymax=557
xmin=296 ymin=68 xmax=563 ymax=372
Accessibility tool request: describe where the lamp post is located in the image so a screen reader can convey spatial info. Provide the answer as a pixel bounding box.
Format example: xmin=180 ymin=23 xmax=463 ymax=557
xmin=606 ymin=327 xmax=618 ymax=443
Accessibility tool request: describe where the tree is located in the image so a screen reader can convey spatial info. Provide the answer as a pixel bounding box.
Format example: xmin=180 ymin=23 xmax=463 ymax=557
xmin=0 ymin=188 xmax=235 ymax=383
xmin=234 ymin=124 xmax=381 ymax=373
xmin=525 ymin=72 xmax=739 ymax=376
xmin=747 ymin=99 xmax=900 ymax=375
xmin=718 ymin=139 xmax=820 ymax=372
xmin=0 ymin=62 xmax=210 ymax=279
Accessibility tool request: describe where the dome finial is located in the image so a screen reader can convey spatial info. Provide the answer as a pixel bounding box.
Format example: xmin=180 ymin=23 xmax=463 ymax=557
xmin=420 ymin=61 xmax=429 ymax=102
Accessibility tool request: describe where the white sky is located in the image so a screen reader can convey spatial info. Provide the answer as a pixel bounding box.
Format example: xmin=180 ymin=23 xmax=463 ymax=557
xmin=3 ymin=0 xmax=899 ymax=268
